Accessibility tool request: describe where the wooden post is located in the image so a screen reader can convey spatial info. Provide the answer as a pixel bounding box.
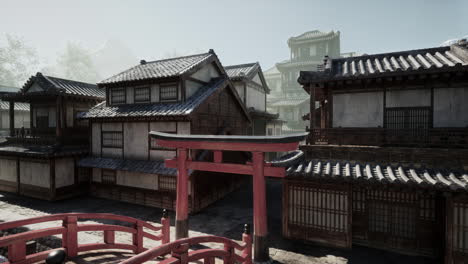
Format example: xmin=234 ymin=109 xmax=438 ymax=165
xmin=161 ymin=209 xmax=170 ymax=244
xmin=309 ymin=85 xmax=316 ymax=144
xmin=172 ymin=243 xmax=189 ymax=264
xmin=63 ymin=216 xmax=78 ymax=257
xmin=242 ymin=224 xmax=253 ymax=264
xmin=252 ymin=151 xmax=269 ymax=262
xmin=8 ymin=242 xmax=26 ymax=263
xmin=55 ymin=96 xmax=62 ymax=144
xmin=133 ymin=220 xmax=144 ymax=253
xmin=104 ymin=230 xmax=115 ymax=245
xmin=175 ymin=148 xmax=189 ymax=239
xmin=9 ymin=101 xmax=15 ymax=137
xmin=445 ymin=193 xmax=453 ymax=264
xmin=49 ymin=158 xmax=56 ymax=201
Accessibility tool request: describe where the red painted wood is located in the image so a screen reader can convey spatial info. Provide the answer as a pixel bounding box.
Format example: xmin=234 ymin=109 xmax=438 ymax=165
xmin=64 ymin=216 xmax=78 ymax=257
xmin=161 ymin=216 xmax=170 ymax=244
xmin=242 ymin=233 xmax=253 ymax=264
xmin=104 ymin=230 xmax=115 ymax=245
xmin=156 ymin=139 xmax=299 ymax=152
xmin=8 ymin=241 xmax=25 ymax=263
xmin=252 ymin=152 xmax=267 ymax=237
xmin=165 ymin=159 xmax=286 ymax=178
xmin=0 ymin=213 xmax=170 ymax=264
xmin=214 ymin=151 xmax=222 ymax=163
xmin=176 ymin=148 xmax=189 ymax=239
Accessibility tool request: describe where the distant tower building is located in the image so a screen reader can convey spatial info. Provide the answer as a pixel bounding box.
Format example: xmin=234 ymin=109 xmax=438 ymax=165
xmin=266 ymin=30 xmax=341 ymax=132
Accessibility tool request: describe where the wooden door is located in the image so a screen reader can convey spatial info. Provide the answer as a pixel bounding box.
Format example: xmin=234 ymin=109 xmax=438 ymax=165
xmin=283 ymin=179 xmax=352 ymax=248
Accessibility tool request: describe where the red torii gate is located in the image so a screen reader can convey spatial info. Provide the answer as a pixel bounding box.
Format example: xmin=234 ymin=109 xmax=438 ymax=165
xmin=150 ymin=132 xmax=307 ymax=262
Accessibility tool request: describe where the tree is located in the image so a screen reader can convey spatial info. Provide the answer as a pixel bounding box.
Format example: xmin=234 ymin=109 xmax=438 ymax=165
xmin=0 ymin=34 xmax=39 ymax=87
xmin=54 ymin=42 xmax=101 ymax=83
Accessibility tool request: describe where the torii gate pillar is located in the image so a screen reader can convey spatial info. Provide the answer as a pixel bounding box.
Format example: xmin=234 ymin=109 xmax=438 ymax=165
xmin=150 ymin=132 xmax=307 ymax=263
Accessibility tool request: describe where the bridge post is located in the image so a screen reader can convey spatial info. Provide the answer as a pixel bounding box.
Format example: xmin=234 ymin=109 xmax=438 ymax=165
xmin=161 ymin=209 xmax=170 ymax=244
xmin=175 ymin=148 xmax=189 ymax=239
xmin=63 ymin=216 xmax=78 ymax=257
xmin=252 ymin=151 xmax=269 ymax=262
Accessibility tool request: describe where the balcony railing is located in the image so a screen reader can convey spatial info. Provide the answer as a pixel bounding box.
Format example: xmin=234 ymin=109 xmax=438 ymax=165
xmin=5 ymin=127 xmax=88 ymax=146
xmin=307 ymin=128 xmax=468 ymax=148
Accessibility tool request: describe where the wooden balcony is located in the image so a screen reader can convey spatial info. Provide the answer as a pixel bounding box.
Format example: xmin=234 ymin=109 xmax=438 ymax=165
xmin=5 ymin=127 xmax=88 ymax=146
xmin=307 ymin=128 xmax=468 ymax=148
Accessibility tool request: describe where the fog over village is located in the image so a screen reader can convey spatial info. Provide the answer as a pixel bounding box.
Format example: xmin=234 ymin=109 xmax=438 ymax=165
xmin=0 ymin=1 xmax=467 ymax=264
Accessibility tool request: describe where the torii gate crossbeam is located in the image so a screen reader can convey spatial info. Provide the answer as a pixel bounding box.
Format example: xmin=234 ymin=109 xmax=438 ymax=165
xmin=150 ymin=132 xmax=307 ymax=263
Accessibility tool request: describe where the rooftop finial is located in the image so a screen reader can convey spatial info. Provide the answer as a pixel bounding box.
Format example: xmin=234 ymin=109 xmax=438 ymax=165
xmin=140 ymin=59 xmax=147 ymax=65
xmin=208 ymin=49 xmax=215 ymax=54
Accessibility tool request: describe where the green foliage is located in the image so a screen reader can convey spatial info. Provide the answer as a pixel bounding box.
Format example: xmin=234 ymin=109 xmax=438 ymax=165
xmin=0 ymin=34 xmax=39 ymax=87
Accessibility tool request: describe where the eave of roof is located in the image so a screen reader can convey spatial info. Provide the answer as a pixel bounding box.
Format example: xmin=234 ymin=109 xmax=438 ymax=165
xmin=78 ymin=156 xmax=177 ymax=176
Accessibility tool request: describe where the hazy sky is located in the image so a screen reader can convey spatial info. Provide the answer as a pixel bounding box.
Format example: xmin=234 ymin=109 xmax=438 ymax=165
xmin=1 ymin=0 xmax=466 ymax=74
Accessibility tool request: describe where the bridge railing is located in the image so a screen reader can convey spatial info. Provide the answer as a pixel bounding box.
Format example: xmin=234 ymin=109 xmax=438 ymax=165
xmin=0 ymin=211 xmax=170 ymax=264
xmin=120 ymin=224 xmax=252 ymax=264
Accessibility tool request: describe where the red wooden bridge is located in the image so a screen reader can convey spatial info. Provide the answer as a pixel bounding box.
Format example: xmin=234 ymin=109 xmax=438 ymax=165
xmin=0 ymin=213 xmax=252 ymax=264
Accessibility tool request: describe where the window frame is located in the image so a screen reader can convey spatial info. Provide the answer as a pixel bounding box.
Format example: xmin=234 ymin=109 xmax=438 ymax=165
xmin=101 ymin=169 xmax=116 ymax=184
xmin=102 ymin=131 xmax=123 ymax=148
xmin=134 ymin=86 xmax=151 ymax=103
xmin=159 ymin=83 xmax=178 ymax=102
xmin=111 ymin=87 xmax=126 ymax=105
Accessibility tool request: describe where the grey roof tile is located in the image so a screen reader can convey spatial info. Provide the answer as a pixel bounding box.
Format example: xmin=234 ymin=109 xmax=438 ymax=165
xmin=78 ymin=156 xmax=177 ymax=176
xmin=225 ymin=62 xmax=259 ymax=80
xmin=100 ymin=52 xmax=214 ymax=85
xmin=79 ymin=77 xmax=227 ymax=119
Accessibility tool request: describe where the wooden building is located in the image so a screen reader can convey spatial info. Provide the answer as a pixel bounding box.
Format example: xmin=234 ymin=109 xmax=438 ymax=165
xmin=0 ymin=73 xmax=104 ymax=200
xmin=266 ymin=30 xmax=341 ymax=132
xmin=0 ymin=85 xmax=30 ymax=136
xmin=279 ymin=40 xmax=468 ymax=263
xmin=78 ymin=50 xmax=252 ymax=213
xmin=225 ymin=62 xmax=283 ymax=136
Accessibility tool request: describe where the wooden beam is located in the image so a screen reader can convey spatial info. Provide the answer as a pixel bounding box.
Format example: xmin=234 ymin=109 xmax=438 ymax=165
xmin=155 ymin=139 xmax=299 ymax=152
xmin=165 ymin=159 xmax=286 ymax=178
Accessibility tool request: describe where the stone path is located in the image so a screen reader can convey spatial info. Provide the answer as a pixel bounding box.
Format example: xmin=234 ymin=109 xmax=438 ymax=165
xmin=0 ymin=180 xmax=436 ymax=264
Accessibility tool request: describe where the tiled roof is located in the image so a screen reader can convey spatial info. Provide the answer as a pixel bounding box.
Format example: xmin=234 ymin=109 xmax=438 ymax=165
xmin=288 ymin=30 xmax=339 ymax=44
xmin=248 ymin=108 xmax=280 ymax=120
xmin=263 ymin=65 xmax=280 ymax=76
xmin=0 ymin=85 xmax=19 ymax=93
xmin=79 ymin=78 xmax=227 ymax=119
xmin=100 ymin=52 xmax=215 ymax=85
xmin=78 ymin=156 xmax=177 ymax=176
xmin=273 ymin=151 xmax=468 ymax=192
xmin=0 ymin=100 xmax=29 ymax=111
xmin=225 ymin=62 xmax=259 ymax=80
xmin=299 ymin=41 xmax=468 ymax=83
xmin=0 ymin=145 xmax=87 ymax=157
xmin=19 ymin=73 xmax=104 ymax=99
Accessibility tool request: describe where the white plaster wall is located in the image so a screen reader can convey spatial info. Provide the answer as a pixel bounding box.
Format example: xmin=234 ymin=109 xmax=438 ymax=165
xmin=177 ymin=122 xmax=190 ymax=135
xmin=386 ymin=89 xmax=430 ymax=107
xmin=333 ymin=92 xmax=384 ymax=127
xmin=150 ymin=122 xmax=176 ymax=132
xmin=151 ymin=84 xmax=160 ymax=103
xmin=102 ymin=148 xmax=122 ymax=159
xmin=234 ymin=84 xmax=245 ymax=103
xmin=116 ymin=170 xmax=158 ymax=190
xmin=186 ymin=80 xmax=203 ymax=99
xmin=55 ymin=158 xmax=74 ymax=188
xmin=0 ymin=158 xmax=17 ymax=182
xmin=92 ymin=168 xmax=101 ymax=182
xmin=190 ymin=63 xmax=219 ymax=82
xmin=252 ymin=73 xmax=263 ymax=86
xmin=124 ymin=122 xmax=148 ymax=160
xmin=246 ymin=86 xmax=266 ymax=111
xmin=102 ymin=122 xmax=122 ymax=131
xmin=150 ymin=150 xmax=176 ymax=161
xmin=91 ymin=123 xmax=101 ymax=156
xmin=1 ymin=112 xmax=8 ymax=129
xmin=20 ymin=161 xmax=49 ymax=188
xmin=434 ymin=87 xmax=468 ymax=127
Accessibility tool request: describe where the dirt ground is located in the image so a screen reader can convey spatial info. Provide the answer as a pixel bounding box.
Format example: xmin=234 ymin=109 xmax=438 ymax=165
xmin=0 ymin=179 xmax=436 ymax=264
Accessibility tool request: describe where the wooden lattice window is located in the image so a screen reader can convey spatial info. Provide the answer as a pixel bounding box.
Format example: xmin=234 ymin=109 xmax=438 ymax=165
xmin=102 ymin=169 xmax=116 ymax=184
xmin=159 ymin=175 xmax=176 ymax=191
xmin=77 ymin=168 xmax=91 ymax=182
xmin=160 ymin=83 xmax=178 ymax=101
xmin=453 ymin=201 xmax=468 ymax=254
xmin=134 ymin=86 xmax=150 ymax=103
xmin=111 ymin=88 xmax=126 ymax=104
xmin=102 ymin=131 xmax=123 ymax=148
